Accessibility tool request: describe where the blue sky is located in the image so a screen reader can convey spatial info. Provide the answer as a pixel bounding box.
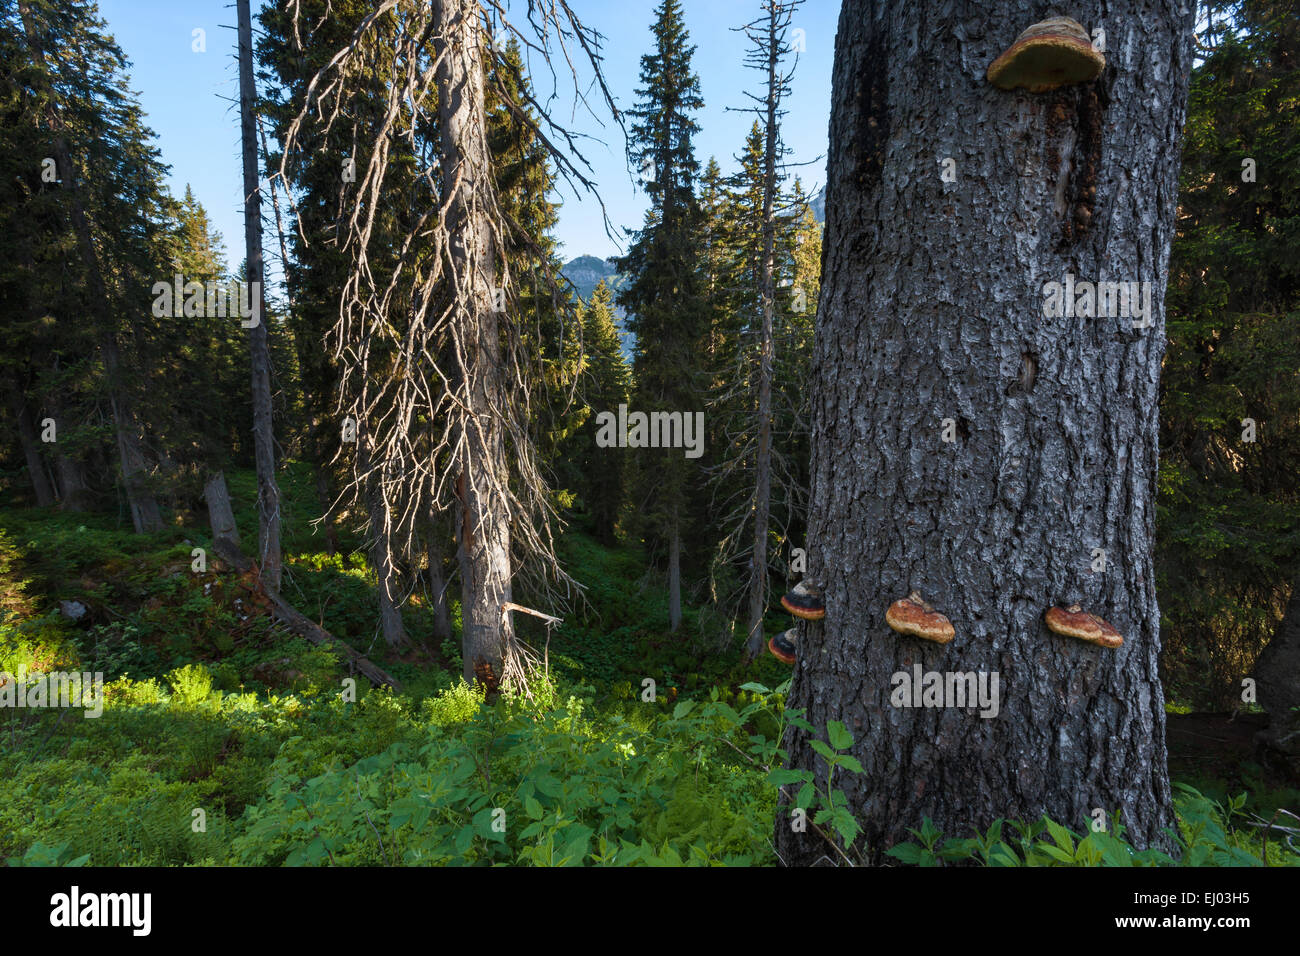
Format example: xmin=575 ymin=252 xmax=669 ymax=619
xmin=94 ymin=0 xmax=837 ymax=272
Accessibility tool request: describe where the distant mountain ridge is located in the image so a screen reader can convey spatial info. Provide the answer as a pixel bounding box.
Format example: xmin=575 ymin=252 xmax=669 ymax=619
xmin=562 ymin=254 xmax=634 ymax=362
xmin=562 ymin=255 xmax=627 ymax=303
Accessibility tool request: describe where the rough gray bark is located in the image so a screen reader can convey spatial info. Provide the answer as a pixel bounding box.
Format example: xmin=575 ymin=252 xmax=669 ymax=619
xmin=238 ymin=0 xmax=283 ymax=589
xmin=776 ymin=0 xmax=1195 ymax=864
xmin=203 ymin=471 xmax=240 ymax=546
xmin=1253 ymin=576 xmax=1300 ymax=773
xmin=19 ymin=1 xmax=163 ymax=534
xmin=8 ymin=384 xmax=56 ymax=507
xmin=436 ymin=0 xmax=516 ymax=686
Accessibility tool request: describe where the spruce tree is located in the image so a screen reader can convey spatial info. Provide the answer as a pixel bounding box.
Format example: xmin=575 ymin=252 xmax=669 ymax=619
xmin=6 ymin=0 xmax=177 ymax=529
xmin=260 ymin=0 xmax=423 ymax=646
xmin=778 ymin=0 xmax=1194 ymax=863
xmin=575 ymin=280 xmax=632 ymax=544
xmin=487 ymin=37 xmax=584 ymax=500
xmin=149 ymin=187 xmax=251 ymax=527
xmin=615 ymin=0 xmax=709 ymax=632
xmin=266 ymin=1 xmax=609 ymax=683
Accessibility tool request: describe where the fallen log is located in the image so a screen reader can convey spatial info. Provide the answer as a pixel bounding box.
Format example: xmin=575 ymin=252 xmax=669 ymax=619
xmin=212 ymin=536 xmax=401 ymax=691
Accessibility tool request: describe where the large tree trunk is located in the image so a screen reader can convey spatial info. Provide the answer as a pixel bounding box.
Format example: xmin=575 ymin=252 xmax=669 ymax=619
xmin=238 ymin=0 xmax=283 ymax=589
xmin=436 ymin=0 xmax=516 ymax=687
xmin=776 ymin=0 xmax=1195 ymax=865
xmin=7 ymin=384 xmax=56 ymax=507
xmin=19 ymin=1 xmax=163 ymax=534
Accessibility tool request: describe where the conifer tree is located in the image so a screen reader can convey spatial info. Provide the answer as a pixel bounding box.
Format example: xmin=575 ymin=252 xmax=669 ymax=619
xmin=155 ymin=187 xmax=249 ymax=534
xmin=260 ymin=0 xmax=422 ymax=646
xmin=706 ymin=120 xmax=810 ymax=656
xmin=8 ymin=0 xmax=175 ymax=530
xmin=778 ymin=0 xmax=1195 ymax=863
xmin=774 ymin=186 xmax=820 ymax=558
xmin=258 ymin=0 xmax=381 ymax=561
xmin=615 ymin=0 xmax=709 ymax=632
xmin=273 ymin=0 xmax=613 ymax=685
xmin=1161 ymin=0 xmax=1300 ymax=729
xmin=575 ymin=280 xmax=632 ymax=544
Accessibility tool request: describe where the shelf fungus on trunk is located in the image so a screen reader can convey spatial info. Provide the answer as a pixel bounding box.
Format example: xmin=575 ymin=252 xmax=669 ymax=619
xmin=781 ymin=581 xmax=825 ymax=621
xmin=986 ymin=17 xmax=1104 ymax=93
xmin=1044 ymin=604 xmax=1124 ymax=648
xmin=885 ymin=592 xmax=956 ymax=644
xmin=768 ymin=628 xmax=798 ymax=665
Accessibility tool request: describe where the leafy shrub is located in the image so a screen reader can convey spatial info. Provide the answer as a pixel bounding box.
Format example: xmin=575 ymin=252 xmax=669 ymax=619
xmin=167 ymin=663 xmax=215 ymax=707
xmin=884 ymin=784 xmax=1300 ymax=867
xmin=421 ymin=679 xmax=485 ymax=727
xmin=228 ymin=679 xmax=787 ymax=866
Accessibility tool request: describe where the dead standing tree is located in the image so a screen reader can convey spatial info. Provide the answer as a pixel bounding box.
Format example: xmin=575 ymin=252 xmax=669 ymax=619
xmin=433 ymin=0 xmax=556 ymax=689
xmin=730 ymin=0 xmax=805 ymax=661
xmin=238 ymin=0 xmax=283 ymax=589
xmin=279 ymin=0 xmax=618 ymax=691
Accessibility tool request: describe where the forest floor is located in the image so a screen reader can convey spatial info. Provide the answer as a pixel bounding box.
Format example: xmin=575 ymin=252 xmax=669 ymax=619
xmin=1 ymin=464 xmax=1297 ymax=865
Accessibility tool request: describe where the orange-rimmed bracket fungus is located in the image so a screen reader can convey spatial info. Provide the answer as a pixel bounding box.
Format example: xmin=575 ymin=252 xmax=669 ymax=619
xmin=1044 ymin=604 xmax=1124 ymax=648
xmin=885 ymin=592 xmax=956 ymax=645
xmin=768 ymin=628 xmax=798 ymax=665
xmin=986 ymin=17 xmax=1105 ymax=92
xmin=781 ymin=581 xmax=825 ymax=621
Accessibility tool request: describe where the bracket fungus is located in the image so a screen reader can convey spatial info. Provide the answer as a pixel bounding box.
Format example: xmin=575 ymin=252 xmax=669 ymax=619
xmin=781 ymin=581 xmax=825 ymax=621
xmin=1044 ymin=604 xmax=1124 ymax=648
xmin=768 ymin=628 xmax=798 ymax=665
xmin=885 ymin=592 xmax=956 ymax=645
xmin=986 ymin=17 xmax=1104 ymax=93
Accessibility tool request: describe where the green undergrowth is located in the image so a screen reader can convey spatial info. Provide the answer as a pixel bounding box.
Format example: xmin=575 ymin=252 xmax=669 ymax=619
xmin=0 ymin=663 xmax=789 ymax=865
xmin=884 ymin=784 xmax=1300 ymax=867
xmin=1 ymin=495 xmax=1297 ymax=867
xmin=549 ymin=525 xmax=793 ymax=693
xmin=3 ymin=663 xmax=1294 ymax=866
